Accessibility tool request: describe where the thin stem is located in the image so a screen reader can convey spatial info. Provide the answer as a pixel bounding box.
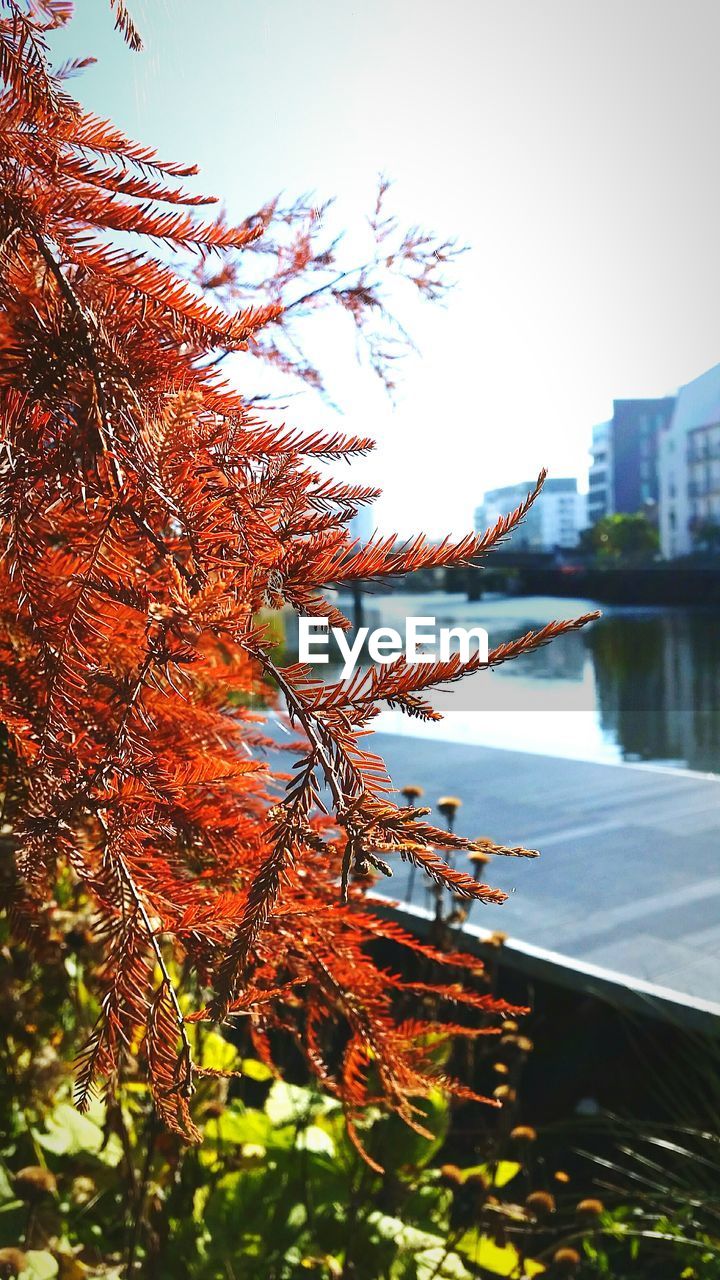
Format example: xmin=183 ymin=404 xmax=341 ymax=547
xmin=252 ymin=648 xmax=366 ymax=899
xmin=113 ymin=848 xmax=195 ymax=1099
xmin=34 ymin=235 xmax=197 ymax=588
xmin=125 ymin=1110 xmax=158 ymax=1277
xmin=33 ymin=233 xmax=126 ymax=492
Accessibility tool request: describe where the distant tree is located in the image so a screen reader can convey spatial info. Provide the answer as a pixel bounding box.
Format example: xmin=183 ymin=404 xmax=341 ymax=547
xmin=692 ymin=519 xmax=720 ymax=555
xmin=585 ymin=513 xmax=659 ymax=564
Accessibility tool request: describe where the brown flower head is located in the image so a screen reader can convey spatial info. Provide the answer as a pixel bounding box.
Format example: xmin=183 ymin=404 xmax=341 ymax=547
xmin=401 ymin=784 xmax=424 ymax=804
xmin=576 ymin=1197 xmax=604 ymax=1218
xmin=493 ymin=1084 xmax=517 ymax=1104
xmin=437 ymin=795 xmax=462 ymax=829
xmin=0 ymin=1250 xmax=28 ymax=1280
xmin=70 ymin=1175 xmax=96 ymax=1206
xmin=525 ymin=1190 xmax=556 ymax=1218
xmin=510 ymin=1125 xmax=537 ymax=1143
xmin=553 ymin=1247 xmax=581 ymax=1272
xmin=486 ymin=931 xmax=508 ymax=948
xmin=13 ymin=1166 xmax=57 ymax=1202
xmin=468 ymin=850 xmax=491 ymax=881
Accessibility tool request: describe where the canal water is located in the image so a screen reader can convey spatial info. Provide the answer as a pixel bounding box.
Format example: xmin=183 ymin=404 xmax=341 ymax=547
xmin=334 ymin=591 xmax=720 ymax=775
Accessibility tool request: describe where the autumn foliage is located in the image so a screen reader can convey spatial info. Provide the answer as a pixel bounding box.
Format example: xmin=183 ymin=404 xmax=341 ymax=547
xmin=0 ymin=2 xmax=596 ymax=1151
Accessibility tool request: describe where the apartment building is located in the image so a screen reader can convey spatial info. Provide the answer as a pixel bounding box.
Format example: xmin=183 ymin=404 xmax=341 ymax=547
xmin=659 ymin=362 xmax=720 ymax=558
xmin=588 ymin=420 xmax=613 ymax=524
xmin=588 ymin=398 xmax=676 ymax=530
xmin=474 ymin=477 xmax=587 ymax=550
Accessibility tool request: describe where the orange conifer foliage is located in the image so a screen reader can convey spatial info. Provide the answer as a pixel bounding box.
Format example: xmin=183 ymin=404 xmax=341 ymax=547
xmin=0 ymin=2 xmax=597 ymax=1146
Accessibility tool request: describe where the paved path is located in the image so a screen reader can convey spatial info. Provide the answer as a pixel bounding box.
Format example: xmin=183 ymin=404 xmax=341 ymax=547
xmin=371 ymin=733 xmax=720 ymax=1019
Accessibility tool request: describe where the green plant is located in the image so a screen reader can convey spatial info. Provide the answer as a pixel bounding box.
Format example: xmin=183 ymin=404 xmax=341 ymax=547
xmin=581 ymin=514 xmax=659 ymax=564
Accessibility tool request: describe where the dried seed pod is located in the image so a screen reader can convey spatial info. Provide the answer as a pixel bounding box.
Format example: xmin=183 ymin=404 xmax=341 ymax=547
xmin=439 ymin=1164 xmax=464 ymax=1187
xmin=485 ymin=930 xmax=508 ymax=948
xmin=437 ymin=796 xmax=462 ymax=831
xmin=0 ymin=1250 xmax=28 ymax=1280
xmin=13 ymin=1166 xmax=57 ymax=1202
xmin=493 ymin=1084 xmax=517 ymax=1104
xmin=553 ymin=1247 xmax=581 ymax=1271
xmin=510 ymin=1125 xmax=537 ymax=1143
xmin=401 ymin=784 xmax=424 ymax=804
xmin=70 ymin=1176 xmax=96 ymax=1206
xmin=576 ymin=1197 xmax=604 ymax=1217
xmin=525 ymin=1190 xmax=556 ymax=1218
xmin=468 ymin=851 xmax=490 ymax=875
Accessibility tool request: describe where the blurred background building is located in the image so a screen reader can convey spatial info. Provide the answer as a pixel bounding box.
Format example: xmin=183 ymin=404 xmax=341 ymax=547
xmin=472 ymin=368 xmax=720 ymax=563
xmin=588 ymin=397 xmax=676 ymax=526
xmin=658 ymin=362 xmax=720 ymax=559
xmin=474 ymin=477 xmax=587 ymax=550
xmin=588 ymin=420 xmax=613 ymax=525
xmin=612 ymin=397 xmax=676 ymax=519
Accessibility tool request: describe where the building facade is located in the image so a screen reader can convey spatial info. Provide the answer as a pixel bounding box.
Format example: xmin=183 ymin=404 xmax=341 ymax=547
xmin=658 ymin=362 xmax=720 ymax=558
xmin=588 ymin=398 xmax=676 ymax=528
xmin=611 ymin=397 xmax=676 ymax=518
xmin=474 ymin=477 xmax=587 ymax=551
xmin=588 ymin=419 xmax=613 ymax=524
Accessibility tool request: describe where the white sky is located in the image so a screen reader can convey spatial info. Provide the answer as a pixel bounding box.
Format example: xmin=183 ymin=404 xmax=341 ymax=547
xmin=52 ymin=0 xmax=720 ymax=535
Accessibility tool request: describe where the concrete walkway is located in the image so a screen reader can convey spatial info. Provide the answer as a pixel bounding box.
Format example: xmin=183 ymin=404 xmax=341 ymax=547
xmin=371 ymin=732 xmax=720 ymax=1023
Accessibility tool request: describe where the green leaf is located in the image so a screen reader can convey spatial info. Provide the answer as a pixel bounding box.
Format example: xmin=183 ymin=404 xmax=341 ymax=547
xmin=456 ymin=1231 xmax=544 ymax=1276
xmin=198 ymin=1030 xmax=239 ymax=1074
xmin=295 ymin=1125 xmax=335 ymax=1157
xmin=458 ymin=1160 xmax=522 ymax=1188
xmin=265 ymin=1080 xmax=314 ymax=1126
xmin=214 ymin=1108 xmax=269 ymax=1146
xmin=265 ymin=1080 xmax=324 ymax=1127
xmin=198 ymin=1105 xmax=273 ymax=1165
xmin=491 ymin=1161 xmax=522 ymax=1189
xmin=0 ymin=1164 xmax=15 ymax=1201
xmin=286 ymin=1202 xmax=307 ymax=1230
xmin=415 ymin=1247 xmax=473 ymax=1279
xmin=20 ymin=1252 xmax=59 ymax=1280
xmin=240 ymin=1058 xmax=274 ymax=1082
xmin=35 ymin=1102 xmax=121 ymax=1164
xmin=368 ymin=1212 xmax=445 ymax=1252
xmin=370 ymin=1090 xmax=449 ymax=1172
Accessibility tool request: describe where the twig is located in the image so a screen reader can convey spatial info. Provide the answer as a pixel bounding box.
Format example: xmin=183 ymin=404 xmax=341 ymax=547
xmin=112 ymin=846 xmax=195 ymax=1100
xmin=124 ymin=1109 xmax=158 ymax=1277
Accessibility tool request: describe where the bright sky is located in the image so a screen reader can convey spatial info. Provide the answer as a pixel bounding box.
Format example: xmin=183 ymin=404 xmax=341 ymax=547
xmin=51 ymin=0 xmax=720 ymax=536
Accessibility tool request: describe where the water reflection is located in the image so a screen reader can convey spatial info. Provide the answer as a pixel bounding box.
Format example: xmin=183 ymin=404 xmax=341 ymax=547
xmin=589 ymin=609 xmax=720 ymax=773
xmin=333 ymin=592 xmax=720 ymax=775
